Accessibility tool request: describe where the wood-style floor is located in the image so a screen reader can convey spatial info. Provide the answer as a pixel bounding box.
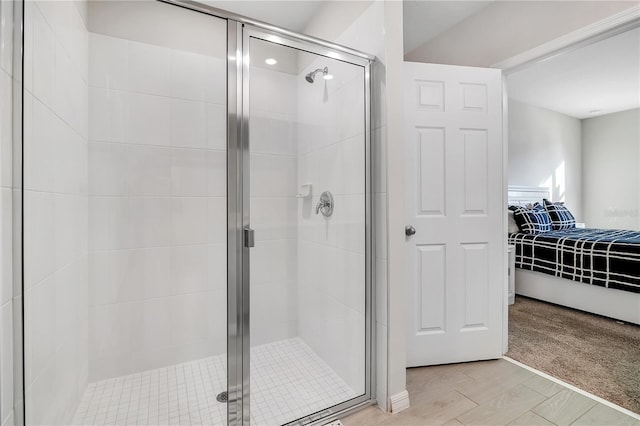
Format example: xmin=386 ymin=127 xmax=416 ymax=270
xmin=341 ymin=359 xmax=639 ymax=426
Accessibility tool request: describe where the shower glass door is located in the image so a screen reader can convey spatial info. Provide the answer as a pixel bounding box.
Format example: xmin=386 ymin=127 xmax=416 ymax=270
xmin=22 ymin=2 xmax=230 ymax=425
xmin=242 ymin=28 xmax=372 ymax=425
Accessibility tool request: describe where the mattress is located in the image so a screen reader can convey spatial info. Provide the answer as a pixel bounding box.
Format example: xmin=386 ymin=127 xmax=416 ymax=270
xmin=508 ymin=228 xmax=640 ymax=293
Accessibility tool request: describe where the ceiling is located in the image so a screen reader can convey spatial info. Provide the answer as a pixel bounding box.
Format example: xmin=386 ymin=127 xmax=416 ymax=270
xmin=403 ymin=1 xmax=493 ymax=54
xmin=205 ymin=1 xmax=498 ymax=58
xmin=507 ymin=27 xmax=640 ymax=119
xmin=201 ymin=1 xmax=324 ymax=32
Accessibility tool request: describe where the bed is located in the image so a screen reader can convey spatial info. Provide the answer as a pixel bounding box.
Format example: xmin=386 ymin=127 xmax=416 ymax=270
xmin=508 ymin=186 xmax=640 ymax=325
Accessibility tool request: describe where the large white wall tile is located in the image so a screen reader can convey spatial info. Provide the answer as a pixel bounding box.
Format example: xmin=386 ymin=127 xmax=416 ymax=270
xmin=207 ymin=197 xmax=226 ymax=244
xmin=375 ymin=193 xmax=387 ymax=260
xmin=0 ymin=71 xmax=12 ymax=188
xmin=89 ymin=290 xmax=226 ymax=381
xmin=89 ymin=302 xmax=144 ymax=367
xmin=170 ymin=98 xmax=207 ymax=149
xmin=31 ymin=5 xmax=55 ymax=105
xmin=250 ymin=154 xmax=296 ymax=198
xmin=89 ymin=247 xmax=172 ymax=306
xmin=54 ymin=42 xmax=87 ymax=137
xmin=89 ymin=197 xmax=172 ymax=250
xmin=0 ymin=0 xmax=13 ymax=75
xmin=170 ymin=244 xmax=209 ymax=295
xmin=250 ymin=239 xmax=297 ymax=286
xmin=204 ymin=57 xmax=226 ymax=105
xmin=0 ymin=301 xmax=13 ymax=423
xmin=251 ymin=286 xmax=297 ymax=346
xmin=250 ymin=111 xmax=296 ymax=156
xmin=26 ymin=277 xmax=57 ymax=384
xmin=89 ymin=142 xmax=171 ymax=196
xmin=169 ymin=50 xmax=205 ymax=101
xmin=340 ymin=134 xmax=366 ymax=195
xmin=0 ymin=189 xmax=11 ymax=307
xmin=25 ymin=97 xmax=53 ymax=192
xmin=170 ymin=148 xmax=208 ymax=197
xmin=125 ymin=92 xmax=171 ymax=146
xmin=251 ymin=67 xmax=296 ymax=115
xmin=206 ymin=103 xmax=226 ymax=151
xmin=130 ymin=41 xmax=170 ymax=97
xmin=89 ymin=33 xmax=129 ymax=90
xmin=250 ymin=197 xmax=297 ymax=241
xmin=23 ymin=191 xmax=56 ymax=289
xmin=88 ymin=87 xmax=126 ymax=142
xmin=171 ymin=197 xmax=208 ymax=246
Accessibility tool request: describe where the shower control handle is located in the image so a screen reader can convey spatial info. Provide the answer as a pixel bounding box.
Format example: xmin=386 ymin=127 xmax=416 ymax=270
xmin=315 ymin=191 xmax=334 ymax=217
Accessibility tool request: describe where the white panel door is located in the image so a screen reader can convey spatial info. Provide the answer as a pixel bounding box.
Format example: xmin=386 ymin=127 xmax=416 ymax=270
xmin=404 ymin=62 xmax=505 ymax=367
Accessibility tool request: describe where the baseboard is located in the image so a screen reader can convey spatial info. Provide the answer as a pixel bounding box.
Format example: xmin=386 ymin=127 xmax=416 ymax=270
xmin=389 ymin=390 xmax=410 ymax=414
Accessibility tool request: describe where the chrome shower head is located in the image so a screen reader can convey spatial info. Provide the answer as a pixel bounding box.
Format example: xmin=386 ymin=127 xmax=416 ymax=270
xmin=305 ymin=67 xmax=330 ymax=83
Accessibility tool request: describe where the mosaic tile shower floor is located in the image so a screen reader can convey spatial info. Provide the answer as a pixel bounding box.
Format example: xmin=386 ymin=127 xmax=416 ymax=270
xmin=72 ymin=338 xmax=357 ymax=426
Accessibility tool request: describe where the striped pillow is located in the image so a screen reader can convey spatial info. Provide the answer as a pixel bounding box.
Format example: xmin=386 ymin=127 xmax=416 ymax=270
xmin=543 ymin=199 xmax=576 ymax=230
xmin=509 ymin=205 xmax=552 ymax=234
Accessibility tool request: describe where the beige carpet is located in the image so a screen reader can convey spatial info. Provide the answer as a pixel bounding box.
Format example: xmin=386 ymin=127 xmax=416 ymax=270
xmin=507 ymin=296 xmax=640 ymax=414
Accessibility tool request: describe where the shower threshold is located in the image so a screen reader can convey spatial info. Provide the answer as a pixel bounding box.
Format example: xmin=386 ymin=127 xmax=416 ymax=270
xmin=72 ymin=338 xmax=357 ymax=426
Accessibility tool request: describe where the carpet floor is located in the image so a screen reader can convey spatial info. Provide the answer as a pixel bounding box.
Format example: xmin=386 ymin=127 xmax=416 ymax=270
xmin=507 ymin=296 xmax=640 ymax=414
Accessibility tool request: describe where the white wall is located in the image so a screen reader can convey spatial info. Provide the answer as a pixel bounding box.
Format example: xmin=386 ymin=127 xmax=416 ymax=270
xmin=22 ymin=0 xmax=89 ymax=423
xmin=508 ymin=99 xmax=583 ymax=219
xmin=86 ymin=27 xmax=228 ymax=380
xmin=405 ymin=1 xmax=638 ymax=67
xmin=582 ymin=108 xmax=640 ymax=229
xmin=0 ymin=1 xmax=15 ymax=424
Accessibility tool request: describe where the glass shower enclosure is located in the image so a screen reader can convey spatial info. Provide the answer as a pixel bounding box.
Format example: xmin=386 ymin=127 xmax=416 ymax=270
xmin=20 ymin=1 xmax=373 ymax=425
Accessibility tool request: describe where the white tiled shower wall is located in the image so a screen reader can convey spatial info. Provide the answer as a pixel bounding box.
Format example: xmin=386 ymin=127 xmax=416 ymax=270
xmin=296 ymin=1 xmax=389 ymax=406
xmin=0 ymin=0 xmax=15 ymax=424
xmin=296 ymin=59 xmax=366 ymax=394
xmin=249 ymin=66 xmax=299 ymax=346
xmin=22 ymin=0 xmax=90 ymax=424
xmin=86 ymin=31 xmax=229 ymax=382
xmin=87 ymin=10 xmax=300 ymax=379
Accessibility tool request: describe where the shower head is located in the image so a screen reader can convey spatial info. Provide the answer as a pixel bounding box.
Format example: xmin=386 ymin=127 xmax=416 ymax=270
xmin=305 ymin=67 xmax=330 ymax=83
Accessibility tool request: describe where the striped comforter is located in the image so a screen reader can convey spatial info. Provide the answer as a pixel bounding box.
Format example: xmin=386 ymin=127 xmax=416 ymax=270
xmin=508 ymin=228 xmax=640 ymax=293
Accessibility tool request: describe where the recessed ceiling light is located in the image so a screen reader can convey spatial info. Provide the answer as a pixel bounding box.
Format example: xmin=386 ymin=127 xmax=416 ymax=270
xmin=265 ymin=58 xmax=277 ymax=65
xmin=589 ymin=109 xmax=601 ymax=114
xmin=323 ymin=74 xmax=334 ymax=80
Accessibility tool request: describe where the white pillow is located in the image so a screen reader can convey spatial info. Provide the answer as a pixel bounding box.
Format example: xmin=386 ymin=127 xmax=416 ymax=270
xmin=508 ymin=210 xmax=519 ymax=233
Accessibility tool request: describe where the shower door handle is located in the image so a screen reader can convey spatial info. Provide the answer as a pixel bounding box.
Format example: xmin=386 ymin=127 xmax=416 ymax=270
xmin=244 ymin=227 xmax=255 ymax=248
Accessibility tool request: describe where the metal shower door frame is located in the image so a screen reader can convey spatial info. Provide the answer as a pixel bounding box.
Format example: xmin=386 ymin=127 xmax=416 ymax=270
xmin=232 ymin=24 xmax=375 ymax=425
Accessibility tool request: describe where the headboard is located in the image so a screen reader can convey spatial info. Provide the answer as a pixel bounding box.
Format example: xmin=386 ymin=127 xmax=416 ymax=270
xmin=508 ymin=185 xmax=550 ymax=207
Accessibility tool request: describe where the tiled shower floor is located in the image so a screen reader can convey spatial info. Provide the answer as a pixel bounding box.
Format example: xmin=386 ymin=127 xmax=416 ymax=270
xmin=72 ymin=338 xmax=358 ymax=426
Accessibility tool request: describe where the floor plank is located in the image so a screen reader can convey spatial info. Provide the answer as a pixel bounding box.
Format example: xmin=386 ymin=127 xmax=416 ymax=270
xmin=522 ymin=375 xmax=565 ymax=398
xmin=403 ymin=390 xmax=476 ymax=425
xmin=532 ymin=389 xmax=598 ymax=426
xmin=571 ymin=403 xmax=640 ymax=426
xmin=456 ymin=384 xmax=547 ymax=425
xmin=455 ymin=364 xmax=534 ymax=405
xmin=508 ymin=411 xmax=556 ymax=426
